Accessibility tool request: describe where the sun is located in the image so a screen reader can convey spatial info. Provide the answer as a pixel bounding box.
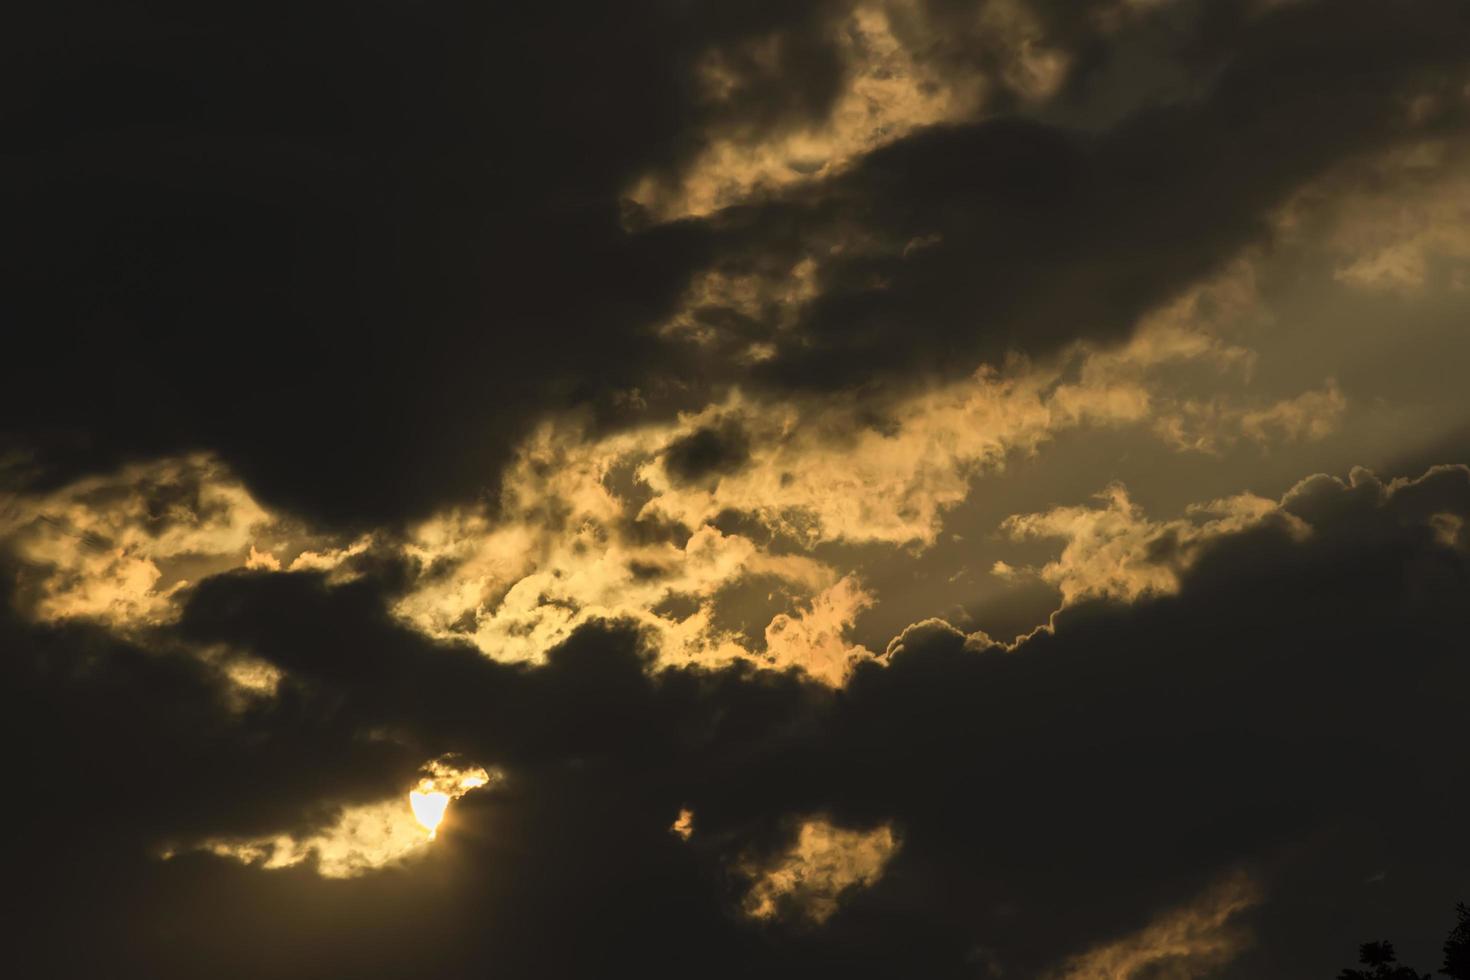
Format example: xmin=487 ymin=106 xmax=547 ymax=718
xmin=409 ymin=790 xmax=451 ymax=838
xmin=406 ymin=757 xmax=493 ymax=840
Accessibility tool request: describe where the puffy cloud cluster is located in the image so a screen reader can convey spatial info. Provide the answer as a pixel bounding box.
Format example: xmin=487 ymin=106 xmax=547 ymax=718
xmin=1001 ymin=485 xmax=1292 ymax=606
xmin=0 ymin=455 xmax=275 ymax=626
xmin=377 ymin=246 xmax=1354 ymax=685
xmin=1000 ymin=464 xmax=1469 ymax=614
xmin=4 ymin=455 xmax=1469 ymax=978
xmin=0 ymin=246 xmax=1365 ymax=692
xmin=740 ymin=818 xmax=900 ymax=924
xmin=391 ymin=421 xmax=864 ymax=680
xmin=0 ymin=454 xmax=365 ymax=629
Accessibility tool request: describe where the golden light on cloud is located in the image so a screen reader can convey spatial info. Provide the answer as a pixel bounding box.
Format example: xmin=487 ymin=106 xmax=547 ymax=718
xmin=1044 ymin=872 xmax=1261 ymax=980
xmin=0 ymin=243 xmax=1349 ymax=702
xmin=179 ymin=757 xmax=495 ymax=878
xmin=1000 ymin=484 xmax=1291 ymax=607
xmin=740 ymin=818 xmax=899 ymax=925
xmin=385 ymin=253 xmax=1349 ymax=689
xmin=0 ymin=452 xmax=373 ymax=631
xmin=391 ymin=421 xmax=866 ymax=682
xmin=629 ymin=0 xmax=985 ymax=221
xmin=0 ymin=454 xmax=274 ymax=627
xmin=8 ymin=0 xmax=1470 ymax=971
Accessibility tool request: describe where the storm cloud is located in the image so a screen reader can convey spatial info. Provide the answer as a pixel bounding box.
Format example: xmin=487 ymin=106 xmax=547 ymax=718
xmin=4 ymin=1 xmax=1469 ymax=977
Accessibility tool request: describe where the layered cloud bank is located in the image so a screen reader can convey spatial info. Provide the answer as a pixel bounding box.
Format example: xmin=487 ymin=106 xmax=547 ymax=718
xmin=5 ymin=453 xmax=1467 ymax=977
xmin=4 ymin=0 xmax=1470 ymax=977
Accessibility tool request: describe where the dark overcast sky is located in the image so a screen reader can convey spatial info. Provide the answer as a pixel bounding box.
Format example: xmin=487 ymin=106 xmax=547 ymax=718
xmin=4 ymin=1 xmax=1470 ymax=977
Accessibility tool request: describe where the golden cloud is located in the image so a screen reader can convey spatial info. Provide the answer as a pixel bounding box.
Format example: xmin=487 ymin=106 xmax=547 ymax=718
xmin=0 ymin=454 xmax=370 ymax=629
xmin=178 ymin=757 xmax=494 ymax=879
xmin=1001 ymin=485 xmax=1299 ymax=607
xmin=740 ymin=817 xmax=900 ymax=925
xmin=1045 ymin=872 xmax=1261 ymax=980
xmin=0 ymin=455 xmax=274 ymax=627
xmin=629 ymin=0 xmax=987 ymax=221
xmin=390 ymin=256 xmax=1356 ymax=683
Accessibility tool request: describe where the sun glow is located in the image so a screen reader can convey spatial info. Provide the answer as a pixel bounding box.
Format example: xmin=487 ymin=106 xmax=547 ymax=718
xmin=408 ymin=758 xmax=493 ymax=840
xmin=410 ymin=790 xmax=452 ymax=838
xmin=179 ymin=756 xmax=496 ymax=877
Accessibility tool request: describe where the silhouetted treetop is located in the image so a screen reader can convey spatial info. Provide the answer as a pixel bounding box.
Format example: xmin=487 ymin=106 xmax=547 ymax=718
xmin=1339 ymin=941 xmax=1430 ymax=980
xmin=1444 ymin=903 xmax=1470 ymax=980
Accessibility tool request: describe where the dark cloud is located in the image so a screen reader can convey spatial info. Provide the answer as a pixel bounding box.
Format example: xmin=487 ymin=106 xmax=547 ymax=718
xmin=663 ymin=419 xmax=753 ymax=484
xmin=5 ymin=464 xmax=1466 ymax=977
xmin=7 ymin=2 xmax=1470 ymax=976
xmin=716 ymin=0 xmax=1470 ymax=393
xmin=0 ymin=0 xmax=857 ymax=528
xmin=8 ymin=1 xmax=1468 ymax=528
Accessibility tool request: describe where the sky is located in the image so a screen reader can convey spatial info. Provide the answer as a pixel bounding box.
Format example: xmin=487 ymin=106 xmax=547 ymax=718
xmin=3 ymin=1 xmax=1469 ymax=977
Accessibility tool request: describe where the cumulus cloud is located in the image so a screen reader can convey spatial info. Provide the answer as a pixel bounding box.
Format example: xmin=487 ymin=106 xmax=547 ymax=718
xmin=762 ymin=576 xmax=877 ymax=685
xmin=1000 ymin=464 xmax=1469 ymax=614
xmin=392 ymin=422 xmax=850 ymax=678
xmin=386 ymin=278 xmax=1344 ymax=682
xmin=371 ymin=239 xmax=1372 ymax=685
xmin=6 ymin=457 xmax=1469 ymax=978
xmin=0 ymin=454 xmax=366 ymax=628
xmin=740 ymin=818 xmax=900 ymax=925
xmin=638 ymin=256 xmax=1351 ymax=546
xmin=0 ymin=455 xmax=275 ymax=626
xmin=1000 ymin=485 xmax=1294 ymax=606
